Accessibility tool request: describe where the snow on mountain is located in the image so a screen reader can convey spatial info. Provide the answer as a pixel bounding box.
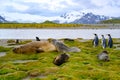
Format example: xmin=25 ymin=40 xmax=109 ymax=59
xmin=0 ymin=11 xmax=115 ymax=24
xmin=2 ymin=11 xmax=85 ymax=23
xmin=72 ymin=13 xmax=111 ymax=24
xmin=59 ymin=11 xmax=85 ymax=23
xmin=52 ymin=11 xmax=112 ymax=24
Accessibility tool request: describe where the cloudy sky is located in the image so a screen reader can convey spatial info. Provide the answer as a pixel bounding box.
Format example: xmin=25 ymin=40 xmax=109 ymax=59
xmin=0 ymin=0 xmax=120 ymax=22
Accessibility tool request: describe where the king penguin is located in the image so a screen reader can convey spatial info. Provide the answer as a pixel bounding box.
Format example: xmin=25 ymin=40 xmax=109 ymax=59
xmin=93 ymin=34 xmax=99 ymax=47
xmin=101 ymin=35 xmax=106 ymax=49
xmin=107 ymin=34 xmax=113 ymax=48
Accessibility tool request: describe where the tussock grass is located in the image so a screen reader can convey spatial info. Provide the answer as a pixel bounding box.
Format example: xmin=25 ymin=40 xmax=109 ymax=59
xmin=0 ymin=23 xmax=84 ymax=29
xmin=0 ymin=46 xmax=11 ymax=52
xmin=0 ymin=39 xmax=120 ymax=80
xmin=0 ymin=23 xmax=117 ymax=29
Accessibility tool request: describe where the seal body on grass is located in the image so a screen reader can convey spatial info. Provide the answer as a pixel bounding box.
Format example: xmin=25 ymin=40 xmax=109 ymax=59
xmin=13 ymin=41 xmax=56 ymax=54
xmin=53 ymin=53 xmax=70 ymax=66
xmin=51 ymin=39 xmax=80 ymax=53
xmin=97 ymin=51 xmax=110 ymax=61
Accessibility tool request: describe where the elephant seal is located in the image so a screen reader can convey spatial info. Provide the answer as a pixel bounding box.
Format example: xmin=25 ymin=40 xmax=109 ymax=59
xmin=13 ymin=41 xmax=56 ymax=54
xmin=53 ymin=53 xmax=70 ymax=66
xmin=97 ymin=50 xmax=110 ymax=61
xmin=51 ymin=39 xmax=80 ymax=53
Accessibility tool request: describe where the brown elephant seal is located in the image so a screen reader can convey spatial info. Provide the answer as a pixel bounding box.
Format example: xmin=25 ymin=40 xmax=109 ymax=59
xmin=53 ymin=53 xmax=70 ymax=66
xmin=97 ymin=50 xmax=110 ymax=61
xmin=13 ymin=41 xmax=56 ymax=54
xmin=51 ymin=39 xmax=80 ymax=53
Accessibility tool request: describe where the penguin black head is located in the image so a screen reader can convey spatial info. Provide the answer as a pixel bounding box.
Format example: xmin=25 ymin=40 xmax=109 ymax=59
xmin=107 ymin=34 xmax=111 ymax=36
xmin=101 ymin=35 xmax=104 ymax=37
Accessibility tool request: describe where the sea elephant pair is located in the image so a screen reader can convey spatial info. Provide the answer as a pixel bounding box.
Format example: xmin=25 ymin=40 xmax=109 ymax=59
xmin=51 ymin=39 xmax=81 ymax=66
xmin=13 ymin=39 xmax=81 ymax=54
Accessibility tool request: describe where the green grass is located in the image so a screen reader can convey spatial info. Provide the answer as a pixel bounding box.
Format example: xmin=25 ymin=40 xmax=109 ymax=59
xmin=7 ymin=39 xmax=32 ymax=46
xmin=101 ymin=19 xmax=120 ymax=24
xmin=0 ymin=39 xmax=120 ymax=80
xmin=0 ymin=46 xmax=11 ymax=52
xmin=0 ymin=23 xmax=116 ymax=29
xmin=0 ymin=23 xmax=84 ymax=28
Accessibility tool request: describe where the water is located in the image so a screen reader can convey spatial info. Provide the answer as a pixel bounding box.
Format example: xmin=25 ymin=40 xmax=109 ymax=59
xmin=0 ymin=52 xmax=6 ymax=57
xmin=12 ymin=60 xmax=38 ymax=64
xmin=0 ymin=29 xmax=120 ymax=39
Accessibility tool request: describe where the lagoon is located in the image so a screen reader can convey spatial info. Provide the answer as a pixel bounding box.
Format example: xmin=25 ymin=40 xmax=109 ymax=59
xmin=0 ymin=29 xmax=120 ymax=39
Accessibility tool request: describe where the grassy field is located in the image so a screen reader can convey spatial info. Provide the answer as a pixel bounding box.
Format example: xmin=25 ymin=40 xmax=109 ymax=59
xmin=0 ymin=39 xmax=120 ymax=80
xmin=101 ymin=19 xmax=120 ymax=24
xmin=0 ymin=23 xmax=120 ymax=29
xmin=0 ymin=23 xmax=84 ymax=28
xmin=0 ymin=20 xmax=120 ymax=29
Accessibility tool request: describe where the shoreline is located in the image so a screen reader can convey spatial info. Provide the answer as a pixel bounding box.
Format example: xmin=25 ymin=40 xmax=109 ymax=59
xmin=0 ymin=26 xmax=120 ymax=29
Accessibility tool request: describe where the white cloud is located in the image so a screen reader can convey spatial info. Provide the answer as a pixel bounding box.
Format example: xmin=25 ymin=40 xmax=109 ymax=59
xmin=91 ymin=0 xmax=110 ymax=7
xmin=82 ymin=5 xmax=120 ymax=17
xmin=2 ymin=12 xmax=66 ymax=23
xmin=91 ymin=0 xmax=120 ymax=8
xmin=0 ymin=0 xmax=119 ymax=22
xmin=18 ymin=0 xmax=69 ymax=12
xmin=12 ymin=3 xmax=28 ymax=11
xmin=82 ymin=0 xmax=120 ymax=17
xmin=23 ymin=0 xmax=50 ymax=3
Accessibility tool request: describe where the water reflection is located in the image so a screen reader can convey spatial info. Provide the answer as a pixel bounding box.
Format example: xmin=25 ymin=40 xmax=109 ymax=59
xmin=0 ymin=52 xmax=6 ymax=57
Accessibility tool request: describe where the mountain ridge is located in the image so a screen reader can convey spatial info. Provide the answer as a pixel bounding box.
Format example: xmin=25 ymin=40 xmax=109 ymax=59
xmin=70 ymin=13 xmax=111 ymax=24
xmin=0 ymin=15 xmax=8 ymax=23
xmin=0 ymin=11 xmax=120 ymax=24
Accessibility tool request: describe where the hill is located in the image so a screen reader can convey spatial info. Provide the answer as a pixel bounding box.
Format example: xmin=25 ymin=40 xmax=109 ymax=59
xmin=42 ymin=20 xmax=57 ymax=24
xmin=101 ymin=19 xmax=120 ymax=24
xmin=0 ymin=16 xmax=8 ymax=23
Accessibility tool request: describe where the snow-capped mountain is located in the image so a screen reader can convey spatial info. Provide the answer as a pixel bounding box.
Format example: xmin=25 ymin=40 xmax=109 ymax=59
xmin=0 ymin=11 xmax=115 ymax=24
xmin=71 ymin=13 xmax=111 ymax=24
xmin=52 ymin=12 xmax=112 ymax=24
xmin=59 ymin=11 xmax=85 ymax=23
xmin=0 ymin=15 xmax=7 ymax=23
